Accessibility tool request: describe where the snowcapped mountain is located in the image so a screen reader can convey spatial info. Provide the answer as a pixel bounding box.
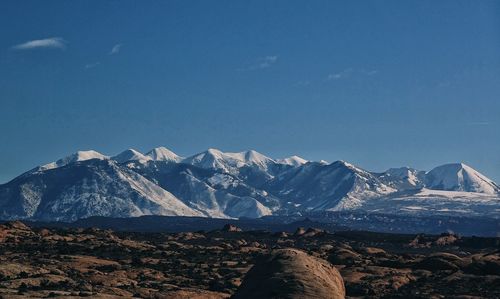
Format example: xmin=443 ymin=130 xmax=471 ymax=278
xmin=159 ymin=167 xmax=272 ymax=218
xmin=425 ymin=163 xmax=500 ymax=195
xmin=277 ymin=155 xmax=308 ymax=167
xmin=361 ymin=188 xmax=500 ymax=218
xmin=268 ymin=161 xmax=395 ymax=212
xmin=0 ymin=147 xmax=499 ymax=221
xmin=146 ymin=147 xmax=183 ymax=162
xmin=39 ymin=150 xmax=108 ymax=171
xmin=377 ymin=167 xmax=426 ymax=190
xmin=112 ymin=149 xmax=152 ymax=164
xmin=128 ymin=163 xmax=275 ymax=218
xmin=0 ymin=159 xmax=201 ymax=222
xmin=183 ymin=148 xmax=276 ymax=174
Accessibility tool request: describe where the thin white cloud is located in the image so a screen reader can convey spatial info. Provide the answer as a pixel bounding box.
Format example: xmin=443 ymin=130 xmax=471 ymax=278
xmin=360 ymin=69 xmax=378 ymax=76
xmin=84 ymin=62 xmax=100 ymax=69
xmin=327 ymin=73 xmax=343 ymax=80
xmin=12 ymin=37 xmax=67 ymax=50
xmin=467 ymin=121 xmax=491 ymax=126
xmin=254 ymin=55 xmax=278 ymax=69
xmin=240 ymin=55 xmax=278 ymax=71
xmin=327 ymin=68 xmax=353 ymax=80
xmin=327 ymin=68 xmax=378 ymax=80
xmin=109 ymin=43 xmax=122 ymax=55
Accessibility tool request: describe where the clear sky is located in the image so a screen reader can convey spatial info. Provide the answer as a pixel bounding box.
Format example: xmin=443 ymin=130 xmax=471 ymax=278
xmin=1 ymin=0 xmax=499 ymax=183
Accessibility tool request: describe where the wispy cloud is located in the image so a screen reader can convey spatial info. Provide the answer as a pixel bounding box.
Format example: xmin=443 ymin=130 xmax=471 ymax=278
xmin=109 ymin=43 xmax=122 ymax=55
xmin=467 ymin=121 xmax=491 ymax=126
xmin=254 ymin=55 xmax=278 ymax=69
xmin=327 ymin=68 xmax=378 ymax=80
xmin=84 ymin=62 xmax=100 ymax=70
xmin=360 ymin=69 xmax=378 ymax=76
xmin=240 ymin=55 xmax=278 ymax=71
xmin=12 ymin=37 xmax=67 ymax=50
xmin=327 ymin=68 xmax=354 ymax=80
xmin=296 ymin=80 xmax=311 ymax=86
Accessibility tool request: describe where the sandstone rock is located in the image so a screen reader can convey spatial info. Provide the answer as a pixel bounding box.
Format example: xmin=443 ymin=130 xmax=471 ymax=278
xmin=293 ymin=227 xmax=306 ymax=236
xmin=303 ymin=228 xmax=326 ymax=237
xmin=328 ymin=249 xmax=362 ymax=266
xmin=428 ymin=252 xmax=469 ymax=268
xmin=413 ymin=256 xmax=460 ymax=271
xmin=164 ymin=288 xmax=230 ymax=298
xmin=274 ymin=231 xmax=289 ymax=238
xmin=466 ymin=253 xmax=500 ymax=275
xmin=434 ymin=233 xmax=459 ymax=246
xmin=233 ymin=248 xmax=345 ymax=299
xmin=4 ymin=221 xmax=31 ymax=231
xmin=222 ymin=224 xmax=242 ymax=232
xmin=359 ymin=247 xmax=387 ymax=256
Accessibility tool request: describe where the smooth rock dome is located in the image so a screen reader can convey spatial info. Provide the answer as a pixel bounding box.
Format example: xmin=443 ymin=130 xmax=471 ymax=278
xmin=232 ymin=248 xmax=345 ymax=299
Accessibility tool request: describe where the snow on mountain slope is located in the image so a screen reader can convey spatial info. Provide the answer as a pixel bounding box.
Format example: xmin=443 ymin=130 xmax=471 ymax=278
xmin=333 ymin=161 xmax=396 ymax=209
xmin=377 ymin=167 xmax=426 ymax=190
xmin=2 ymin=146 xmax=500 ymax=222
xmin=177 ymin=171 xmax=271 ymax=218
xmin=183 ymin=149 xmax=239 ymax=173
xmin=183 ymin=148 xmax=276 ymax=174
xmin=146 ymin=147 xmax=183 ymax=162
xmin=205 ymin=172 xmax=279 ymax=208
xmin=242 ymin=149 xmax=276 ymax=170
xmin=0 ymin=159 xmax=202 ymax=221
xmin=112 ymin=149 xmax=152 ymax=164
xmin=129 ymin=162 xmax=276 ymax=218
xmin=425 ymin=163 xmax=500 ymax=195
xmin=277 ymin=155 xmax=308 ymax=167
xmin=416 ymin=188 xmax=498 ymax=200
xmin=268 ymin=161 xmax=396 ymax=212
xmin=360 ymin=188 xmax=500 ymax=218
xmin=40 ymin=150 xmax=108 ymax=171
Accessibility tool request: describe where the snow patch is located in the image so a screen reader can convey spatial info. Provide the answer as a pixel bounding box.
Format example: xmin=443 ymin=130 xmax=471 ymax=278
xmin=277 ymin=155 xmax=308 ymax=167
xmin=112 ymin=149 xmax=152 ymax=164
xmin=40 ymin=150 xmax=108 ymax=170
xmin=146 ymin=147 xmax=183 ymax=162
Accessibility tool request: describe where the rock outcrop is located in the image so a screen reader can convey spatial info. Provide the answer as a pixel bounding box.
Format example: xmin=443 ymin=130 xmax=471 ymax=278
xmin=233 ymin=248 xmax=345 ymax=299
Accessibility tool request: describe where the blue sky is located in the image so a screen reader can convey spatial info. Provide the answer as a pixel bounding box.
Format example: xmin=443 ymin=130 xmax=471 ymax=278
xmin=1 ymin=0 xmax=500 ymax=183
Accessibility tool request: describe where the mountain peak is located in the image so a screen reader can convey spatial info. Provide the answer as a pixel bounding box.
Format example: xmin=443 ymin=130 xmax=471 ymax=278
xmin=277 ymin=155 xmax=308 ymax=167
xmin=207 ymin=148 xmax=222 ymax=154
xmin=184 ymin=148 xmax=274 ymax=173
xmin=4 ymin=147 xmax=500 ymax=222
xmin=243 ymin=150 xmax=275 ymax=165
xmin=202 ymin=148 xmax=226 ymax=160
xmin=245 ymin=149 xmax=259 ymax=156
xmin=384 ymin=166 xmax=422 ymax=178
xmin=379 ymin=167 xmax=425 ymax=189
xmin=69 ymin=150 xmax=107 ymax=162
xmin=426 ymin=163 xmax=500 ymax=194
xmin=112 ymin=149 xmax=152 ymax=164
xmin=146 ymin=147 xmax=182 ymax=162
xmin=41 ymin=150 xmax=108 ymax=170
xmin=332 ymin=160 xmax=357 ymax=170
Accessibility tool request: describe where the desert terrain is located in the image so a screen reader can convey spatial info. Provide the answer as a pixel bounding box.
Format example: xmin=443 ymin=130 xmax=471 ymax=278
xmin=0 ymin=221 xmax=499 ymax=298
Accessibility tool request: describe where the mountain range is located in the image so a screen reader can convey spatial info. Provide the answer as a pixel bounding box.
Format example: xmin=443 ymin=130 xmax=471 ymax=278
xmin=1 ymin=147 xmax=499 ymax=222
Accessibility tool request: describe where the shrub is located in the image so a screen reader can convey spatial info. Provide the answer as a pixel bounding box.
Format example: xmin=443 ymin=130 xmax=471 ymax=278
xmin=18 ymin=282 xmax=28 ymax=294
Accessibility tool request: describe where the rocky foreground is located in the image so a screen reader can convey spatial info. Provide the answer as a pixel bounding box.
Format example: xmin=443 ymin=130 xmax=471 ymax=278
xmin=0 ymin=221 xmax=499 ymax=298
